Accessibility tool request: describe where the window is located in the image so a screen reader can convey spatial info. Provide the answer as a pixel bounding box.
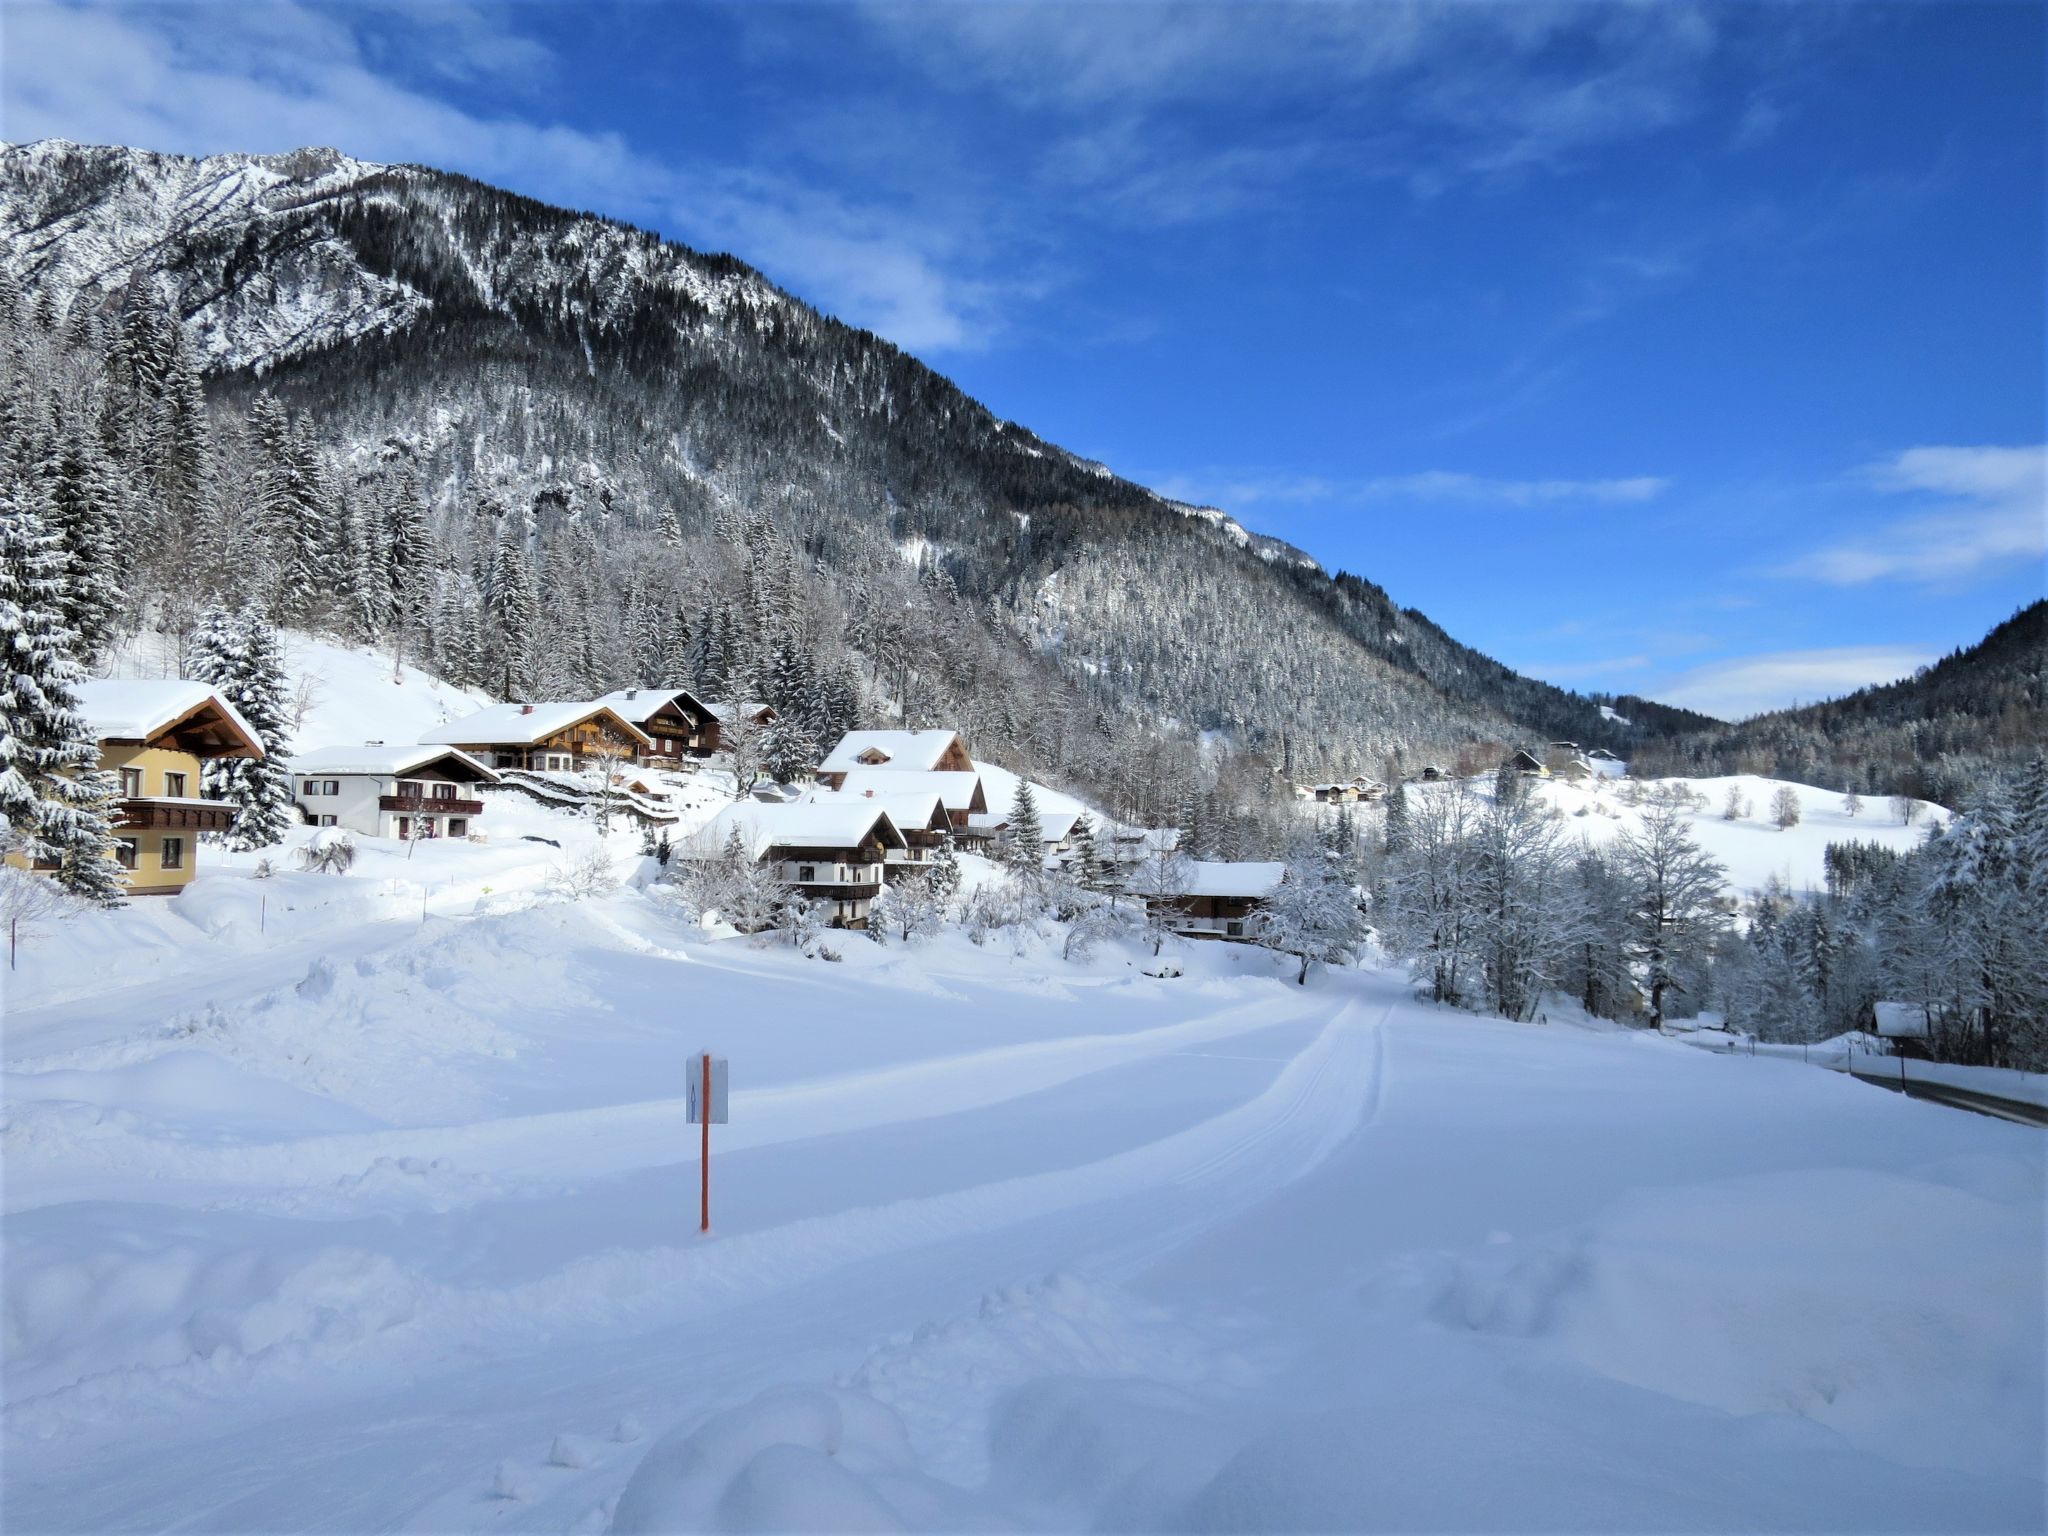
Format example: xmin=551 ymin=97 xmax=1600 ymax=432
xmin=1226 ymin=921 xmax=1243 ymax=938
xmin=115 ymin=839 xmax=138 ymax=871
xmin=395 ymin=816 xmax=410 ymax=840
xmin=317 ymin=814 xmax=337 ymax=828
xmin=163 ymin=771 xmax=187 ymax=797
xmin=159 ymin=837 xmax=184 ymax=871
xmin=432 ymin=783 xmax=456 ymax=801
xmin=120 ymin=767 xmax=143 ymax=797
xmin=447 ymin=819 xmax=468 ymax=838
xmin=798 ymin=865 xmax=816 ymax=882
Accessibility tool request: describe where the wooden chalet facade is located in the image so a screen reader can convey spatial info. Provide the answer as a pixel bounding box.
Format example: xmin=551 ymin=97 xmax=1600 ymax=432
xmin=1152 ymin=861 xmax=1285 ymax=942
xmin=592 ymin=688 xmax=720 ymax=764
xmin=23 ymin=682 xmax=265 ymax=896
xmin=419 ymin=702 xmax=654 ymax=774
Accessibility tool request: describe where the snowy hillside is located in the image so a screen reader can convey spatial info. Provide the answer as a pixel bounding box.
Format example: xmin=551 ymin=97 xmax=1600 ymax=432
xmin=1376 ymin=772 xmax=1947 ymax=899
xmin=6 ymin=872 xmax=2040 ymax=1530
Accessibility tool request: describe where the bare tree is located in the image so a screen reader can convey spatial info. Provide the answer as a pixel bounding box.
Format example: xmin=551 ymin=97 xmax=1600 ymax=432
xmin=1612 ymin=801 xmax=1729 ymax=1030
xmin=1128 ymin=847 xmax=1194 ymax=955
xmin=1771 ymin=785 xmax=1803 ymax=830
xmin=1892 ymin=794 xmax=1921 ymax=826
xmin=1721 ymin=785 xmax=1749 ymax=821
xmin=1841 ymin=790 xmax=1863 ymax=818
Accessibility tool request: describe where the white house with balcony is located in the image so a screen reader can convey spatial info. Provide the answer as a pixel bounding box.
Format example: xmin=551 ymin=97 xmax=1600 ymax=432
xmin=681 ymin=800 xmax=908 ymax=928
xmin=291 ymin=744 xmax=501 ymax=840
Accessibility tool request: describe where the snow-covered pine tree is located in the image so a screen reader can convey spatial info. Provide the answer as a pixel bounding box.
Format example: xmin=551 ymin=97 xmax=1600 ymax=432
xmin=39 ymin=411 xmax=128 ymax=668
xmin=186 ymin=605 xmax=296 ymax=850
xmin=1004 ymin=778 xmax=1044 ymax=878
xmin=0 ymin=486 xmax=124 ymax=905
xmin=759 ymin=711 xmax=819 ymax=786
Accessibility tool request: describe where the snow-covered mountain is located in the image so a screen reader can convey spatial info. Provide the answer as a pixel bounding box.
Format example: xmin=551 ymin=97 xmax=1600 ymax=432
xmin=2 ymin=138 xmax=1713 ymax=784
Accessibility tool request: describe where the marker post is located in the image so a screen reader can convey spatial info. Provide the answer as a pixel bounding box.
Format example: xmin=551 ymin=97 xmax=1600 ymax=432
xmin=686 ymin=1052 xmax=729 ymax=1234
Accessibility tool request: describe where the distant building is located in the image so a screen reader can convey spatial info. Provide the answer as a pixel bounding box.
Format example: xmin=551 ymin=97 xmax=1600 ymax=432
xmin=681 ymin=800 xmax=909 ymax=928
xmin=816 ymin=730 xmax=974 ymax=787
xmin=1150 ymin=860 xmax=1285 ymax=942
xmin=591 ymin=687 xmax=721 ymax=764
xmin=291 ymin=744 xmax=499 ymax=840
xmin=420 ymin=702 xmax=654 ymax=773
xmin=1504 ymin=749 xmax=1547 ymax=777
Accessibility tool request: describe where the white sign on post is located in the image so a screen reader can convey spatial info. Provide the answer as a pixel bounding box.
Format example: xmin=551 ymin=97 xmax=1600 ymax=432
xmin=687 ymin=1055 xmax=729 ymax=1124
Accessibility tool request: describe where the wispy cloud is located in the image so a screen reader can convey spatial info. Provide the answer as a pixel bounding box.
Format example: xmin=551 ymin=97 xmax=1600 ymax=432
xmin=3 ymin=0 xmax=1011 ymax=351
xmin=1156 ymin=468 xmax=1669 ymax=510
xmin=1649 ymin=645 xmax=1936 ymax=721
xmin=1774 ymin=444 xmax=2047 ymax=586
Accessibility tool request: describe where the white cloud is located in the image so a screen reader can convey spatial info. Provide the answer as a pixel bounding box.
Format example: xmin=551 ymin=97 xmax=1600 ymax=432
xmin=1649 ymin=646 xmax=1936 ymax=721
xmin=1775 ymin=444 xmax=2046 ymax=587
xmin=2 ymin=1 xmax=1007 ymax=352
xmin=1155 ymin=468 xmax=1668 ymax=509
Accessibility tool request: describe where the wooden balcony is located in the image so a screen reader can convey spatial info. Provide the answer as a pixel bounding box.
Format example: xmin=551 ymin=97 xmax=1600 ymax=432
xmin=379 ymin=794 xmax=484 ymax=815
xmin=116 ymin=797 xmax=237 ymax=832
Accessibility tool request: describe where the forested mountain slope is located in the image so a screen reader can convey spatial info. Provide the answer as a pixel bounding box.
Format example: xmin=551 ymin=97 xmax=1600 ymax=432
xmin=1633 ymin=601 xmax=2046 ymax=801
xmin=0 ymin=138 xmax=1734 ymax=819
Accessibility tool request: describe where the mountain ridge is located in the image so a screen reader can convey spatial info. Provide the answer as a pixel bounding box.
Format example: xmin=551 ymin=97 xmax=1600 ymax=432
xmin=3 ymin=139 xmax=1759 ymax=796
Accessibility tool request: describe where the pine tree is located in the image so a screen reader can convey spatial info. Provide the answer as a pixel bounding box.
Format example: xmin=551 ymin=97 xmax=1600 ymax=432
xmin=0 ymin=487 xmax=123 ymax=905
xmin=1004 ymin=778 xmax=1044 ymax=878
xmin=39 ymin=412 xmax=128 ymax=667
xmin=187 ymin=606 xmax=296 ymax=850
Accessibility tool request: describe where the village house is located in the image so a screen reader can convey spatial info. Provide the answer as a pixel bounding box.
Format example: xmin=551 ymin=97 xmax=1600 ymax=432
xmin=1106 ymin=823 xmax=1183 ymax=868
xmin=591 ymin=688 xmax=720 ymax=765
xmin=816 ymin=729 xmax=974 ymax=788
xmin=682 ymin=800 xmax=908 ymax=928
xmin=1504 ymin=748 xmax=1547 ymax=777
xmin=808 ymin=785 xmax=952 ymax=879
xmin=1418 ymin=765 xmax=1447 ymax=782
xmin=290 ymin=744 xmax=499 ymax=840
xmin=418 ymin=701 xmax=654 ymax=774
xmin=825 ymin=766 xmax=987 ymax=830
xmin=695 ymin=699 xmax=778 ymax=757
xmin=1349 ymin=777 xmax=1388 ymax=801
xmin=18 ymin=682 xmax=265 ymax=896
xmin=1152 ymin=860 xmax=1285 ymax=942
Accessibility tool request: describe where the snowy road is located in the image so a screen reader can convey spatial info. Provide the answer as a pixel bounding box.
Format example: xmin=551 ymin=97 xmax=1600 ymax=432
xmin=6 ymin=881 xmax=2043 ymax=1532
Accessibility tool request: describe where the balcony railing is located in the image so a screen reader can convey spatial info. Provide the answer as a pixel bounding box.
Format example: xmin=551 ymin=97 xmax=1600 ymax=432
xmin=116 ymin=797 xmax=237 ymax=832
xmin=776 ymin=860 xmax=886 ymax=889
xmin=379 ymin=794 xmax=485 ymax=815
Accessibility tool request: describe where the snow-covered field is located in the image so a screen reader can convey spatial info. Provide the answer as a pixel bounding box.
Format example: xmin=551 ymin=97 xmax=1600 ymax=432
xmin=1364 ymin=772 xmax=1947 ymax=899
xmin=6 ymin=821 xmax=2042 ymax=1531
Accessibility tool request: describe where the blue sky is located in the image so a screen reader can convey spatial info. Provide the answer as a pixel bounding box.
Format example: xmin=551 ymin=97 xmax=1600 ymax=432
xmin=8 ymin=0 xmax=2043 ymax=718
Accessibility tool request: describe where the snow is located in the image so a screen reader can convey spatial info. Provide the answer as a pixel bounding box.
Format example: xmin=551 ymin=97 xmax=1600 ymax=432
xmin=591 ymin=687 xmax=712 ymax=724
xmin=969 ymin=759 xmax=1089 ymax=821
xmin=69 ymin=679 xmax=259 ymax=749
xmin=421 ymin=700 xmax=655 ymax=749
xmin=1399 ymin=772 xmax=1946 ymax=898
xmin=288 ymin=743 xmax=498 ymax=779
xmin=5 ymin=660 xmax=2038 ymax=1532
xmin=829 ymin=768 xmax=986 ymax=817
xmin=681 ymin=799 xmax=907 ymax=860
xmin=819 ymin=731 xmax=967 ymax=775
xmin=1180 ymin=859 xmax=1285 ymax=898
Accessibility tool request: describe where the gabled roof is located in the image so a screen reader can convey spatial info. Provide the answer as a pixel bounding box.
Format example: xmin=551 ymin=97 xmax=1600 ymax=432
xmin=73 ymin=681 xmax=264 ymax=758
xmin=419 ymin=701 xmax=655 ymax=749
xmin=819 ymin=729 xmax=967 ymax=775
xmin=1039 ymin=810 xmax=1082 ymax=843
xmin=682 ymin=801 xmax=908 ymax=861
xmin=806 ymin=785 xmax=950 ymax=832
xmin=591 ymin=687 xmax=715 ymax=725
xmin=1181 ymin=860 xmax=1286 ymax=898
xmin=289 ymin=744 xmax=500 ymax=781
xmin=828 ymin=767 xmax=985 ymax=815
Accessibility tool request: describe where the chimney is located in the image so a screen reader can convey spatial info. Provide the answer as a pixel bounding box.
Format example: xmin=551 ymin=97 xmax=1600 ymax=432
xmin=520 ymin=704 xmax=535 ymax=715
xmin=625 ymin=688 xmax=638 ymax=700
xmin=864 ymin=789 xmax=874 ymax=798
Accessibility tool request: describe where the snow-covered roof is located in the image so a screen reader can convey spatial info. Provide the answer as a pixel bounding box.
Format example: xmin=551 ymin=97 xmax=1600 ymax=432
xmin=419 ymin=701 xmax=654 ymax=748
xmin=1040 ymin=810 xmax=1082 ymax=843
xmin=682 ymin=801 xmax=907 ymax=861
xmin=702 ymin=699 xmax=775 ymax=724
xmin=1181 ymin=860 xmax=1285 ymax=898
xmin=806 ymin=786 xmax=949 ymax=830
xmin=830 ymin=767 xmax=984 ymax=813
xmin=72 ymin=680 xmax=263 ymax=755
xmin=289 ymin=743 xmax=500 ymax=780
xmin=819 ymin=730 xmax=965 ymax=775
xmin=590 ymin=687 xmax=712 ymax=724
xmin=966 ymin=812 xmax=1006 ymax=831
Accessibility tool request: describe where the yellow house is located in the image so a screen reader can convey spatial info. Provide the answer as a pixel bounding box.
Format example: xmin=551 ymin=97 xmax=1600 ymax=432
xmin=61 ymin=681 xmax=264 ymax=895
